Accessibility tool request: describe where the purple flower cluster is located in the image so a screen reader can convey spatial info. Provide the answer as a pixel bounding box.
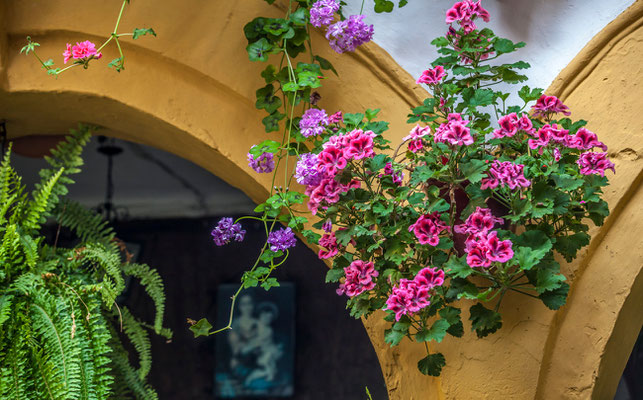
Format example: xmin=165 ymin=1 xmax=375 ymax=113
xmin=325 ymin=15 xmax=374 ymax=54
xmin=267 ymin=227 xmax=297 ymax=252
xmin=247 ymin=147 xmax=275 ymax=173
xmin=211 ymin=217 xmax=245 ymax=246
xmin=309 ymin=0 xmax=340 ymax=28
xmin=299 ymin=108 xmax=329 ymax=137
xmin=295 ymin=153 xmax=324 ymax=186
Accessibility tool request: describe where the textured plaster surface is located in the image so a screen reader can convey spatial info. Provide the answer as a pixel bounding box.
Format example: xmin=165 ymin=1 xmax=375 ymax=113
xmin=0 ymin=1 xmax=641 ymax=399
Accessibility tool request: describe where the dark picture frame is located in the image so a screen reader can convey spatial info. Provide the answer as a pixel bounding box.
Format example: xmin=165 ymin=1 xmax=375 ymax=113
xmin=214 ymin=283 xmax=295 ymax=398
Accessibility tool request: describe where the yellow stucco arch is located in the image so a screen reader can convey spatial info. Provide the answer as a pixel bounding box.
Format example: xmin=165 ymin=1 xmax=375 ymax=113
xmin=1 ymin=1 xmax=641 ymax=399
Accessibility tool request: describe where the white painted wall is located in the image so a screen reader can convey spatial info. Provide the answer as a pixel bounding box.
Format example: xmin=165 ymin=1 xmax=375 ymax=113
xmin=344 ymin=0 xmax=634 ymax=93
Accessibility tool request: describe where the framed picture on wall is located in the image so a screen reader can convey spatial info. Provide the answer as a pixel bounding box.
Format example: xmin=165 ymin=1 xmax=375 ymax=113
xmin=214 ymin=283 xmax=295 ymax=398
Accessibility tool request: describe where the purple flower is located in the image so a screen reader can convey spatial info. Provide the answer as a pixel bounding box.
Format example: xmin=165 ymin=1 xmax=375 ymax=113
xmin=299 ymin=108 xmax=329 ymax=137
xmin=295 ymin=153 xmax=324 ymax=186
xmin=325 ymin=15 xmax=374 ymax=54
xmin=211 ymin=217 xmax=246 ymax=246
xmin=310 ymin=0 xmax=340 ymax=28
xmin=322 ymin=219 xmax=333 ymax=233
xmin=267 ymin=227 xmax=297 ymax=252
xmin=247 ymin=147 xmax=275 ymax=173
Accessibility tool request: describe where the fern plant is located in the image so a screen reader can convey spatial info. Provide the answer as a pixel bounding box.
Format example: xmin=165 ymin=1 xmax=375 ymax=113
xmin=0 ymin=125 xmax=170 ymax=400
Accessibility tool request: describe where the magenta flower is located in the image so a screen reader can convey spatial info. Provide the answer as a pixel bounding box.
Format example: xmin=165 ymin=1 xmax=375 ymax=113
xmin=485 ymin=231 xmax=514 ymax=262
xmin=566 ymin=128 xmax=607 ymax=151
xmin=386 ymin=268 xmax=445 ymax=320
xmin=434 ymin=113 xmax=474 ymax=146
xmin=445 ymin=0 xmax=490 ymax=33
xmin=532 ymin=95 xmax=571 ymax=118
xmin=267 ymin=227 xmax=297 ymax=252
xmin=63 ymin=41 xmax=102 ymax=64
xmin=211 ymin=217 xmax=246 ymax=246
xmin=403 ymin=124 xmax=431 ymax=141
xmin=455 ymin=207 xmax=503 ymax=235
xmin=494 ymin=113 xmax=533 ymax=139
xmin=318 ymin=232 xmax=339 ymax=259
xmin=480 ymin=160 xmax=531 ymax=190
xmin=344 ymin=129 xmax=375 ymax=160
xmin=309 ymin=0 xmax=340 ymax=28
xmin=328 ymin=111 xmax=344 ymax=124
xmin=466 ymin=244 xmax=492 ymax=268
xmin=409 ymin=212 xmax=450 ymax=246
xmin=577 ymin=152 xmax=615 ymax=176
xmin=337 ymin=260 xmax=379 ymax=297
xmin=326 ymin=14 xmax=374 ymax=54
xmin=247 ymin=147 xmax=275 ymax=173
xmin=408 ymin=140 xmax=424 ymax=153
xmin=300 ymin=108 xmax=329 ymax=137
xmin=417 ymin=65 xmax=446 ymax=85
xmin=317 ymin=145 xmax=348 ymax=175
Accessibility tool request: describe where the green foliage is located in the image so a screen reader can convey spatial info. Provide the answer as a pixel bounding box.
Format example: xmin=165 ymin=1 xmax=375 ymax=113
xmin=0 ymin=126 xmax=170 ymax=399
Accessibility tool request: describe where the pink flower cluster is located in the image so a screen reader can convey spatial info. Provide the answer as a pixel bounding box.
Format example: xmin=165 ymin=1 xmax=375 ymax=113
xmin=493 ymin=113 xmax=534 ymax=138
xmin=531 ymin=95 xmax=571 ymax=118
xmin=386 ymin=267 xmax=445 ymax=321
xmin=528 ymin=124 xmax=569 ymax=151
xmin=63 ymin=41 xmax=102 ymax=64
xmin=417 ymin=65 xmax=446 ymax=86
xmin=409 ymin=212 xmax=450 ymax=246
xmin=567 ymin=128 xmax=608 ymax=151
xmin=434 ymin=113 xmax=474 ymax=146
xmin=456 ymin=207 xmax=513 ymax=268
xmin=480 ymin=160 xmax=531 ymax=190
xmin=337 ymin=260 xmax=379 ymax=297
xmin=304 ymin=129 xmax=375 ymax=214
xmin=577 ymin=152 xmax=615 ymax=176
xmin=403 ymin=124 xmax=431 ymax=153
xmin=445 ymin=0 xmax=490 ymax=33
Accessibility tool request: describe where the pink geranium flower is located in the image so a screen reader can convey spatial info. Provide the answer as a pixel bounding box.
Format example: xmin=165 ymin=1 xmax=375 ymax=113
xmin=409 ymin=212 xmax=449 ymax=246
xmin=532 ymin=95 xmax=571 ymax=118
xmin=385 ymin=268 xmax=445 ymax=320
xmin=566 ymin=128 xmax=607 ymax=151
xmin=417 ymin=65 xmax=446 ymax=85
xmin=337 ymin=260 xmax=379 ymax=297
xmin=455 ymin=207 xmax=503 ymax=235
xmin=577 ymin=152 xmax=615 ymax=176
xmin=63 ymin=41 xmax=102 ymax=64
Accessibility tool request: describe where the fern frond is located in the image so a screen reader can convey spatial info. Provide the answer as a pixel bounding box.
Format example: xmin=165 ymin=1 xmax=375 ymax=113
xmin=77 ymin=244 xmax=124 ymax=307
xmin=55 ymin=200 xmax=115 ymax=250
xmin=0 ymin=295 xmax=12 ymax=330
xmin=120 ymin=307 xmax=152 ymax=380
xmin=17 ymin=167 xmax=64 ymax=233
xmin=121 ymin=263 xmax=169 ymax=335
xmin=30 ymin=291 xmax=82 ymax=397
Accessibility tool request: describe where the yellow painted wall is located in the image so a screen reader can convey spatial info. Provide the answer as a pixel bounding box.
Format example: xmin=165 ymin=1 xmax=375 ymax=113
xmin=0 ymin=1 xmax=641 ymax=398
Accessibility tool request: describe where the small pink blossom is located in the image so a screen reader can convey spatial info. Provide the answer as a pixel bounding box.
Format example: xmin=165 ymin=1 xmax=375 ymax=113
xmin=337 ymin=260 xmax=379 ymax=297
xmin=385 ymin=268 xmax=445 ymax=320
xmin=480 ymin=160 xmax=531 ymax=190
xmin=344 ymin=129 xmax=376 ymax=160
xmin=434 ymin=113 xmax=474 ymax=146
xmin=403 ymin=124 xmax=431 ymax=141
xmin=408 ymin=139 xmax=423 ymax=153
xmin=382 ymin=162 xmax=404 ymax=185
xmin=328 ymin=111 xmax=344 ymax=124
xmin=464 ymin=231 xmax=513 ymax=268
xmin=532 ymin=95 xmax=571 ymax=118
xmin=417 ymin=65 xmax=446 ymax=85
xmin=566 ymin=128 xmax=607 ymax=151
xmin=455 ymin=207 xmax=503 ymax=235
xmin=445 ymin=0 xmax=490 ymax=33
xmin=63 ymin=41 xmax=102 ymax=64
xmin=409 ymin=212 xmax=450 ymax=246
xmin=319 ymin=232 xmax=339 ymax=259
xmin=577 ymin=152 xmax=615 ymax=176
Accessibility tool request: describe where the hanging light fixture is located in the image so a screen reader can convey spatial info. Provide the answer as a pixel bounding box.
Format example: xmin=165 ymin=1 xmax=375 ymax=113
xmin=95 ymin=135 xmax=129 ymax=222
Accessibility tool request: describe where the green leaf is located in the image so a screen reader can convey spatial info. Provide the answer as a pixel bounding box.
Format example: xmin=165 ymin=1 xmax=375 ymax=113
xmin=314 ymin=55 xmax=338 ymax=76
xmin=384 ymin=327 xmax=407 ymax=346
xmin=431 ymin=37 xmax=449 ymax=47
xmin=262 ymin=111 xmax=285 ymax=133
xmin=460 ymin=159 xmax=487 ymax=183
xmin=417 ymin=353 xmax=446 ymax=376
xmin=469 ymin=303 xmax=502 ymax=338
xmin=539 ymin=282 xmax=569 ymax=310
xmin=249 ymin=139 xmax=281 ymax=156
xmin=263 ymin=18 xmax=290 ymax=36
xmin=325 ymin=268 xmax=344 ymax=283
xmin=189 ymin=318 xmax=212 ymax=338
xmin=494 ymin=38 xmax=516 ymax=54
xmin=535 ymin=267 xmax=566 ymax=294
xmin=446 ymin=278 xmax=479 ymax=300
xmin=553 ymin=232 xmax=591 ymax=262
xmin=132 ymin=27 xmax=157 ymax=39
xmin=518 ymin=86 xmax=543 ymax=103
xmin=246 ymin=38 xmax=273 ymax=62
xmin=552 ymin=174 xmax=584 ymax=191
xmin=416 ymin=319 xmax=450 ymax=343
xmin=439 ymin=306 xmax=464 ymax=337
xmin=374 ymin=0 xmax=394 ymax=13
xmin=255 ymin=84 xmax=282 ymax=113
xmin=444 ymin=255 xmax=472 ymax=279
xmin=289 ymin=8 xmax=308 ymax=26
xmin=468 ymin=89 xmax=495 ymax=107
